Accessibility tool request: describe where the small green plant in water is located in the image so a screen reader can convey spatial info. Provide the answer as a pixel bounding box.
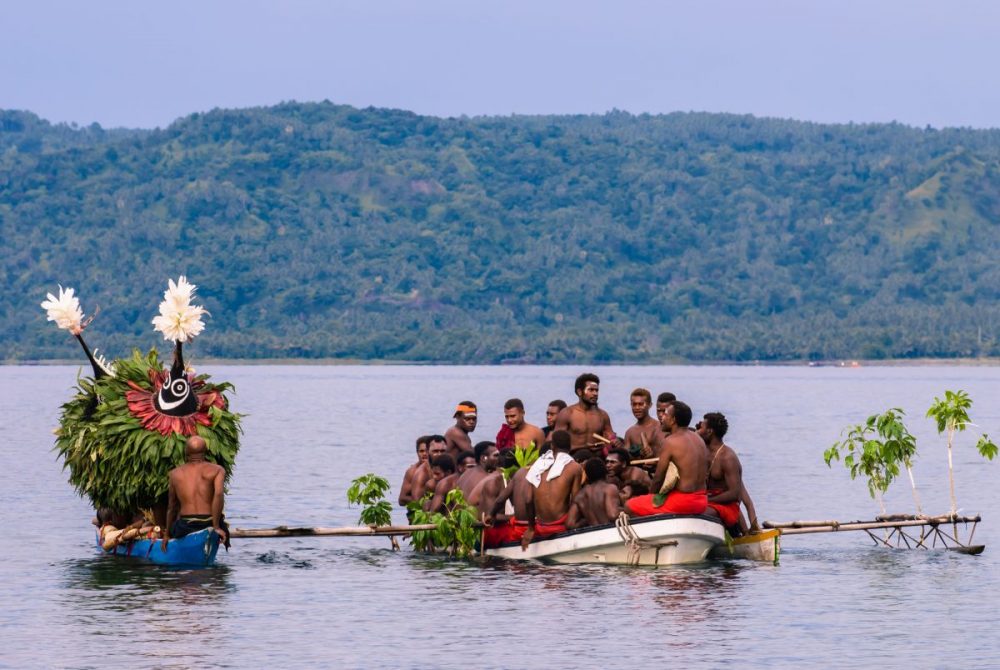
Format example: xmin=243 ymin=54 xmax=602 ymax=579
xmin=346 ymin=474 xmax=393 ymax=527
xmin=824 ymin=408 xmax=918 ymax=514
xmin=926 ymin=390 xmax=997 ymax=517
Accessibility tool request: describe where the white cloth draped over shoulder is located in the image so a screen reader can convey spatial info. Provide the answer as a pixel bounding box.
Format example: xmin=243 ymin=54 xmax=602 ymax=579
xmin=526 ymin=451 xmax=575 ymax=488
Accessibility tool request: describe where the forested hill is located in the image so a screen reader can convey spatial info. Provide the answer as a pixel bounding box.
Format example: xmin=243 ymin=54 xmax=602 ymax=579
xmin=4 ymin=104 xmax=1000 ymax=363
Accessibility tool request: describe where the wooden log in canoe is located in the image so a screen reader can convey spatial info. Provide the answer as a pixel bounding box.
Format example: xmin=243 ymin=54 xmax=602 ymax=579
xmin=229 ymin=524 xmax=440 ymax=539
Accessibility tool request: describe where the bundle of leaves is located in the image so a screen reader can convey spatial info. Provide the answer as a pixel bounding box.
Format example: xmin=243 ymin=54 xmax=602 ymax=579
xmin=501 ymin=443 xmax=540 ymax=482
xmin=408 ymin=490 xmax=481 ymax=558
xmin=54 ymin=348 xmax=242 ymax=513
xmin=346 ymin=473 xmax=393 ymax=527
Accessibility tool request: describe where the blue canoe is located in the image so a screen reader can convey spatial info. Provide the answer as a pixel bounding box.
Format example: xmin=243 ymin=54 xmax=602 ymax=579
xmin=96 ymin=527 xmax=220 ymax=566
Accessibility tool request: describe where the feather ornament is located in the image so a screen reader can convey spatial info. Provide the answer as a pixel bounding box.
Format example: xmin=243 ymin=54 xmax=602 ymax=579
xmin=41 ymin=286 xmax=85 ymax=334
xmin=151 ymin=276 xmax=208 ymax=343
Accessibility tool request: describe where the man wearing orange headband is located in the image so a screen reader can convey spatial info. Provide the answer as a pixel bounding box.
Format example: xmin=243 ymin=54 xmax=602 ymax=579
xmin=445 ymin=400 xmax=478 ymax=460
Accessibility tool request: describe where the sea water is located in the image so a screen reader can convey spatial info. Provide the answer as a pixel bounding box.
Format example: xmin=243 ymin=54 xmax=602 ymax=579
xmin=1 ymin=364 xmax=998 ymax=669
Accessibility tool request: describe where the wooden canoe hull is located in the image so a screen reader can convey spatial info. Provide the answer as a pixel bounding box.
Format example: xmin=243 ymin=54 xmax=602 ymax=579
xmin=708 ymin=528 xmax=781 ymax=564
xmin=486 ymin=514 xmax=725 ymax=566
xmin=95 ymin=527 xmax=220 ymax=566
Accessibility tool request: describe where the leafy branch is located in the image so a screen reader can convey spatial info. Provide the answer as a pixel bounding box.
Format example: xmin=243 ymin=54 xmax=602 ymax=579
xmin=346 ymin=473 xmax=393 ymax=527
xmin=926 ymin=390 xmax=997 ymax=517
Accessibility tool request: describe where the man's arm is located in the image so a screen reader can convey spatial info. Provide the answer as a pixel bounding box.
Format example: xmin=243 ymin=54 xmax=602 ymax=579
xmin=490 ymin=475 xmax=516 ymax=519
xmin=212 ymin=467 xmax=227 ymax=541
xmin=398 ymin=467 xmax=415 ymax=506
xmin=566 ymin=495 xmax=585 ymax=529
xmin=740 ymin=485 xmax=760 ymax=531
xmin=569 ymin=462 xmax=583 ymax=501
xmin=161 ymin=473 xmax=178 ymax=550
xmin=551 ymin=408 xmax=571 ymax=434
xmin=425 ymin=480 xmax=449 ymax=513
xmin=651 ymin=444 xmax=674 ymax=492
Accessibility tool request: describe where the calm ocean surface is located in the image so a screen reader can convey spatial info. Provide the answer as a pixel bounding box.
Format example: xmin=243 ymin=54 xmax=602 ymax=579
xmin=1 ymin=364 xmax=998 ymax=669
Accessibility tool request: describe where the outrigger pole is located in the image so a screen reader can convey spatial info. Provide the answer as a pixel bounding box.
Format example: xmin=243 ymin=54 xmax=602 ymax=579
xmin=764 ymin=514 xmax=983 ymax=554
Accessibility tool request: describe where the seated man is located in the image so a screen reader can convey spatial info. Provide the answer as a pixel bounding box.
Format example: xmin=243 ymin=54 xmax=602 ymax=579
xmin=697 ymin=411 xmax=760 ymax=535
xmin=398 ymin=435 xmax=430 ymax=507
xmin=626 ymin=401 xmax=708 ymax=517
xmin=409 ymin=435 xmax=447 ymax=503
xmin=527 ymin=429 xmax=583 ymax=537
xmin=486 ymin=465 xmax=536 ymax=550
xmin=455 ymin=450 xmax=476 ymax=475
xmin=162 ymin=435 xmax=230 ymax=549
xmin=424 ymin=454 xmax=460 ymax=514
xmin=457 ymin=441 xmax=499 ymax=501
xmin=619 ymin=482 xmax=650 ymax=508
xmin=605 ymin=448 xmax=652 ymax=490
xmin=567 ymin=458 xmax=622 ymax=529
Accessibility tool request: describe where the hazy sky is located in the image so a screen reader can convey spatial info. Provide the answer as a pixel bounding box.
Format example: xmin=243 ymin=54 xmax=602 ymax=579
xmin=3 ymin=1 xmax=999 ymax=129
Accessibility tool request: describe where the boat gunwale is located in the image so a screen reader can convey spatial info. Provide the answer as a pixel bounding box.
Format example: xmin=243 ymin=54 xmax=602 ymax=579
xmin=490 ymin=512 xmax=724 ymax=550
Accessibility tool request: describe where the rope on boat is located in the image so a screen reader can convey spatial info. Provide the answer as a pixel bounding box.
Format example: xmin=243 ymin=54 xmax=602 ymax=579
xmin=615 ymin=513 xmax=645 ymax=566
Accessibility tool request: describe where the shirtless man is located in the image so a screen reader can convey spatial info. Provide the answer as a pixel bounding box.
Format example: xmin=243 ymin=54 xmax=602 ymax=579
xmin=424 ymin=454 xmax=460 ymax=513
xmin=697 ymin=412 xmax=760 ymax=535
xmin=542 ymin=399 xmax=567 ymax=439
xmin=605 ymin=448 xmax=652 ymax=490
xmin=456 ymin=451 xmax=476 ymax=474
xmin=626 ymin=401 xmax=708 ymax=517
xmin=162 ymin=435 xmax=229 ymax=549
xmin=398 ymin=435 xmax=430 ymax=506
xmin=457 ymin=441 xmax=499 ymax=501
xmin=445 ymin=401 xmax=477 ymax=460
xmin=503 ymin=398 xmax=546 ymax=450
xmin=623 ymin=388 xmax=665 ymax=460
xmin=567 ymin=458 xmax=622 ymax=529
xmin=655 ymin=392 xmax=677 ymax=437
xmin=409 ymin=435 xmax=447 ymax=503
xmin=486 ymin=466 xmax=536 ymax=549
xmin=551 ymin=373 xmax=618 ymax=459
xmin=528 ymin=429 xmax=584 ymax=536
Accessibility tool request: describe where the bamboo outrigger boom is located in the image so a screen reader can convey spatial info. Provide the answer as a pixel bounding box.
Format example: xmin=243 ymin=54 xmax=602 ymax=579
xmin=764 ymin=514 xmax=983 ymax=554
xmin=230 ymin=524 xmax=439 ymax=538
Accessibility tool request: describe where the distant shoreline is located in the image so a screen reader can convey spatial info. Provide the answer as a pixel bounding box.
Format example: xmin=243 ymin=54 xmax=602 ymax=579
xmin=5 ymin=357 xmax=999 ymax=367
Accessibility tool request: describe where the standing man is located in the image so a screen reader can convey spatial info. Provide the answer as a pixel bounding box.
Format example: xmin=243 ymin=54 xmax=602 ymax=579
xmin=501 ymin=398 xmax=546 ymax=451
xmin=550 ymin=373 xmax=619 ymax=459
xmin=623 ymin=388 xmax=665 ymax=461
xmin=697 ymin=412 xmax=760 ymax=534
xmin=446 ymin=401 xmax=478 ymax=460
xmin=162 ymin=435 xmax=229 ymax=549
xmin=626 ymin=401 xmax=708 ymax=517
xmin=543 ymin=399 xmax=567 ymax=439
xmin=527 ymin=430 xmax=584 ymax=537
xmin=409 ymin=435 xmax=447 ymax=504
xmin=398 ymin=435 xmax=430 ymax=507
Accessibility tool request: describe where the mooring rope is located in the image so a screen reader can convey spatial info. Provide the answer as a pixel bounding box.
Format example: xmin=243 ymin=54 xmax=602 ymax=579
xmin=615 ymin=512 xmax=645 ymax=566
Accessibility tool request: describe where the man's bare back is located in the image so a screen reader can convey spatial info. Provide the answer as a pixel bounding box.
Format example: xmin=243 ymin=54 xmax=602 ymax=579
xmin=567 ymin=481 xmax=621 ymax=528
xmin=654 ymin=429 xmax=708 ymax=493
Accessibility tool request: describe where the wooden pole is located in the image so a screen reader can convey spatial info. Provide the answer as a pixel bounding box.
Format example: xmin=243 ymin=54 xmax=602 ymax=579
xmin=767 ymin=515 xmax=980 ymax=536
xmin=230 ymin=524 xmax=439 ymax=538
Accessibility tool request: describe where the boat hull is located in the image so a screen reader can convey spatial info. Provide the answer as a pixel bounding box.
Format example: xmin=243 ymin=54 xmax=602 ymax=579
xmin=708 ymin=528 xmax=780 ymax=564
xmin=96 ymin=528 xmax=220 ymax=566
xmin=486 ymin=514 xmax=724 ymax=566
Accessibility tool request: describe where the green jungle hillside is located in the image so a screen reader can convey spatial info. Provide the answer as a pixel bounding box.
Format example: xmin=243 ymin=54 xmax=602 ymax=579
xmin=4 ymin=103 xmax=1000 ymax=363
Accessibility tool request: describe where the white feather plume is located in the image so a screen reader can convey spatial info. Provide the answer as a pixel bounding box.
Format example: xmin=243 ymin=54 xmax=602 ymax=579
xmin=152 ymin=276 xmax=208 ymax=343
xmin=40 ymin=286 xmax=85 ymax=334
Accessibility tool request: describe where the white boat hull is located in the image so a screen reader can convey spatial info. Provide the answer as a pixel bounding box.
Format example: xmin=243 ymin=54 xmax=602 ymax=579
xmin=486 ymin=514 xmax=725 ymax=566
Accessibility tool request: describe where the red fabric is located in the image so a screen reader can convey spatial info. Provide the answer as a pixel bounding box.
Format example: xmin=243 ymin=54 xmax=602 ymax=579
xmin=707 ymin=488 xmax=741 ymax=527
xmin=626 ymin=490 xmax=708 ymax=517
xmin=484 ymin=519 xmax=529 ymax=547
xmin=534 ymin=513 xmax=569 ymax=537
xmin=496 ymin=424 xmax=515 ymax=451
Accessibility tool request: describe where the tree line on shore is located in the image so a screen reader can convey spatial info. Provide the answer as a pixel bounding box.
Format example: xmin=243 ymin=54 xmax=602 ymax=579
xmin=3 ymin=103 xmax=1000 ymax=363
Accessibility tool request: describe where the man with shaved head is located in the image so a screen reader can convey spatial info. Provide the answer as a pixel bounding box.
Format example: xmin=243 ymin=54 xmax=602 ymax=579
xmin=162 ymin=435 xmax=230 ymax=549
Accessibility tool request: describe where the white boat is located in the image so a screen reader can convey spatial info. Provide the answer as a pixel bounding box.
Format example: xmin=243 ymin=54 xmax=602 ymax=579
xmin=485 ymin=513 xmax=725 ymax=566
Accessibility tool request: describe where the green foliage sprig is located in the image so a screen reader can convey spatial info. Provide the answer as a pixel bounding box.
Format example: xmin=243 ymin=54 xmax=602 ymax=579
xmin=825 ymin=408 xmax=919 ymax=513
xmin=501 ymin=442 xmax=539 ymax=482
xmin=346 ymin=473 xmax=393 ymax=527
xmin=406 ymin=490 xmax=480 ymax=558
xmin=926 ymin=390 xmax=997 ymax=516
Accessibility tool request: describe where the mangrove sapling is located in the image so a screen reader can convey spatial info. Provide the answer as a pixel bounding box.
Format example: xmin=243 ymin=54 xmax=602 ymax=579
xmin=872 ymin=409 xmax=922 ymax=515
xmin=346 ymin=474 xmax=393 ymax=528
xmin=824 ymin=411 xmax=909 ymax=515
xmin=406 ymin=490 xmax=480 ymax=557
xmin=926 ymin=390 xmax=998 ymax=519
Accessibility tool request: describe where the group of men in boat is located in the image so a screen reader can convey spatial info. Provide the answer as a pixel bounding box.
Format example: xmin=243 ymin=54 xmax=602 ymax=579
xmin=397 ymin=372 xmax=760 ymax=549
